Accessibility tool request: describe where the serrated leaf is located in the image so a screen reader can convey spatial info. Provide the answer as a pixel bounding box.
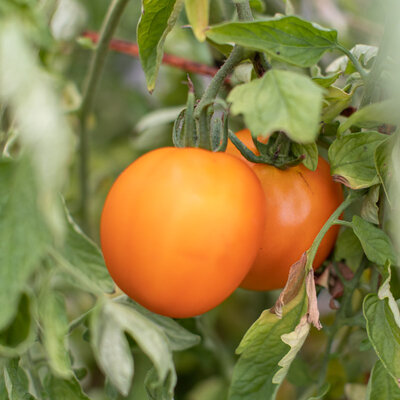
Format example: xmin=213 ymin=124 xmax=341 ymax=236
xmin=91 ymin=300 xmax=176 ymax=397
xmin=185 ymin=0 xmax=209 ymax=41
xmin=0 ymin=293 xmax=36 ymax=357
xmin=322 ymin=86 xmax=352 ymax=123
xmin=39 ymin=290 xmax=72 ymax=378
xmin=328 ymin=131 xmax=387 ymax=189
xmin=292 ymin=142 xmax=318 ymax=171
xmin=138 ymin=0 xmax=184 ymax=91
xmin=44 ymin=375 xmax=90 ymax=400
xmin=229 ymin=256 xmax=314 ymax=400
xmin=352 ymin=216 xmax=396 ymax=266
xmin=3 ymin=359 xmax=37 ymax=400
xmin=339 ymin=100 xmax=398 ymax=134
xmin=364 ymin=263 xmax=400 ymax=384
xmin=0 ymin=158 xmax=49 ymax=330
xmin=334 ymin=228 xmax=364 ymax=271
xmin=228 ymin=69 xmax=323 ymax=143
xmin=53 ymin=206 xmax=114 ymax=294
xmin=361 ymin=185 xmax=380 ymax=225
xmin=206 ymin=16 xmax=338 ymax=67
xmin=118 ymin=298 xmax=200 ymax=351
xmin=366 ymin=360 xmax=400 ymax=400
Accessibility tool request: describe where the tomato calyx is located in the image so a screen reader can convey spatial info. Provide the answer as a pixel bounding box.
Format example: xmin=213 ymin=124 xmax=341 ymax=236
xmin=173 ymin=79 xmax=230 ymax=152
xmin=229 ymin=130 xmax=306 ymax=169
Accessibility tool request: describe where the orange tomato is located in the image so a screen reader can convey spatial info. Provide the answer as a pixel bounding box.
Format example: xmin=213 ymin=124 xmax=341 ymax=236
xmin=100 ymin=147 xmax=265 ymax=318
xmin=226 ymin=129 xmax=343 ymax=291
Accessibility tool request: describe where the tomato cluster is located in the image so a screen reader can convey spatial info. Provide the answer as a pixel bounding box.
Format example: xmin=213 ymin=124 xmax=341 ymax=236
xmin=101 ymin=130 xmax=342 ymax=318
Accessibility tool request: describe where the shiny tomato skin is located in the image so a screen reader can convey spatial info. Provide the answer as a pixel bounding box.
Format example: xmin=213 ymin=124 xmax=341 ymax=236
xmin=100 ymin=147 xmax=265 ymax=318
xmin=226 ymin=129 xmax=343 ymax=291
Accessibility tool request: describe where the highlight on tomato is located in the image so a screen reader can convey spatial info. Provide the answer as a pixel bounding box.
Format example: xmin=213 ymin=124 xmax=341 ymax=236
xmin=226 ymin=129 xmax=344 ymax=291
xmin=100 ymin=146 xmax=266 ymax=318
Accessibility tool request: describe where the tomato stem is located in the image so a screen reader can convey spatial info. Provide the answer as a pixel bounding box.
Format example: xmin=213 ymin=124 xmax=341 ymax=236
xmin=337 ymin=44 xmax=368 ymax=81
xmin=78 ymin=0 xmax=130 ymax=231
xmin=333 ymin=219 xmax=353 ymax=228
xmin=307 ymin=193 xmax=358 ymax=271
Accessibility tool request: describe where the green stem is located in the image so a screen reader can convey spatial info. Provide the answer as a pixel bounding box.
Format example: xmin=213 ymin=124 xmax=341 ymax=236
xmin=68 ymin=307 xmax=94 ymax=333
xmin=194 ymin=45 xmax=244 ymax=148
xmin=235 ymin=1 xmax=254 ymax=20
xmin=333 ymin=219 xmax=353 ymax=228
xmin=235 ymin=1 xmax=272 ymax=74
xmin=78 ymin=0 xmax=130 ymax=231
xmin=308 ymin=194 xmax=357 ymax=268
xmin=337 ymin=44 xmax=368 ymax=81
xmin=194 ymin=46 xmax=244 ymax=118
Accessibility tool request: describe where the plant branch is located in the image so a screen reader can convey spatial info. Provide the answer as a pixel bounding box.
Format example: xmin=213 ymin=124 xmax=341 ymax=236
xmin=82 ymin=31 xmax=231 ymax=83
xmin=333 ymin=219 xmax=353 ymax=228
xmin=337 ymin=44 xmax=368 ymax=81
xmin=78 ymin=0 xmax=129 ymax=231
xmin=235 ymin=1 xmax=272 ymax=74
xmin=307 ymin=193 xmax=358 ymax=269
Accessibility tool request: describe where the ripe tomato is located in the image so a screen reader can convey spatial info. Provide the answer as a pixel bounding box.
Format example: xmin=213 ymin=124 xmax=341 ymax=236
xmin=100 ymin=147 xmax=265 ymax=318
xmin=226 ymin=129 xmax=343 ymax=291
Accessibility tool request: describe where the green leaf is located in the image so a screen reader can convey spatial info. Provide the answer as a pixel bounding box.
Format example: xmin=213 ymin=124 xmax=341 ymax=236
xmin=292 ymin=142 xmax=318 ymax=171
xmin=118 ymin=298 xmax=200 ymax=351
xmin=228 ymin=257 xmax=315 ymax=400
xmin=185 ymin=0 xmax=208 ymax=41
xmin=39 ymin=290 xmax=72 ymax=378
xmin=44 ymin=375 xmax=90 ymax=400
xmin=327 ymin=44 xmax=378 ymax=74
xmin=338 ymin=100 xmax=398 ymax=135
xmin=91 ymin=300 xmax=176 ymax=397
xmin=322 ymin=86 xmax=352 ymax=123
xmin=375 ymin=137 xmax=392 ymax=202
xmin=136 ymin=106 xmax=184 ymax=133
xmin=328 ymin=131 xmax=387 ymax=189
xmin=307 ymin=383 xmax=331 ymax=399
xmin=0 ymin=21 xmax=73 ymax=240
xmin=206 ymin=16 xmax=338 ymax=67
xmin=3 ymin=359 xmax=36 ymax=400
xmin=312 ymin=73 xmax=341 ymax=88
xmin=334 ymin=228 xmax=364 ymax=271
xmin=366 ymin=360 xmax=400 ymax=400
xmin=249 ymin=0 xmax=265 ymax=13
xmin=352 ymin=216 xmax=396 ymax=266
xmin=138 ymin=0 xmax=184 ymax=91
xmin=364 ymin=263 xmax=400 ymax=383
xmin=145 ymin=367 xmax=175 ymax=400
xmin=53 ymin=206 xmax=114 ymax=294
xmin=228 ymin=69 xmax=324 ymax=143
xmin=361 ymin=185 xmax=380 ymax=225
xmin=0 ymin=293 xmax=36 ymax=357
xmin=0 ymin=158 xmax=49 ymax=330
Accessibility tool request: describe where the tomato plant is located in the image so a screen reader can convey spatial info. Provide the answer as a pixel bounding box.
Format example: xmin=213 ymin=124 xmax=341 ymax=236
xmin=101 ymin=147 xmax=265 ymax=318
xmin=0 ymin=0 xmax=400 ymax=400
xmin=226 ymin=129 xmax=343 ymax=290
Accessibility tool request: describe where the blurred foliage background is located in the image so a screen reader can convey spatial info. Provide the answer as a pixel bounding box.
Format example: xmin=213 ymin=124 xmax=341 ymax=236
xmin=0 ymin=0 xmax=389 ymax=399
